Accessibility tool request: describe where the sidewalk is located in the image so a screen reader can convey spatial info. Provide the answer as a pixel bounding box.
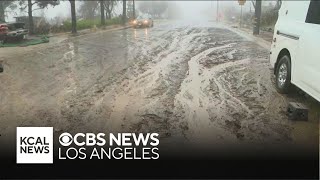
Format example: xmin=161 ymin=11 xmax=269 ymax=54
xmin=223 ymin=21 xmax=273 ymax=50
xmin=49 ymin=24 xmax=132 ymax=44
xmin=0 ymin=24 xmax=132 ymax=59
xmin=236 ymin=25 xmax=274 ymax=43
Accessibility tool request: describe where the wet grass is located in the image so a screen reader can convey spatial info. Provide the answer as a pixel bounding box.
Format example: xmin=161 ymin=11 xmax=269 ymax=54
xmin=0 ymin=36 xmax=49 ymax=47
xmin=62 ymin=17 xmax=122 ymax=31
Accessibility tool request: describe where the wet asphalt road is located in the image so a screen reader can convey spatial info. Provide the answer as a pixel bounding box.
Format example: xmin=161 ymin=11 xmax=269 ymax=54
xmin=0 ymin=20 xmax=318 ymax=154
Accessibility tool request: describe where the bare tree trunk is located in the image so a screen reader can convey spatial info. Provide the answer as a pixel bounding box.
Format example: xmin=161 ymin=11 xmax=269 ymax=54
xmin=122 ymin=0 xmax=126 ymax=24
xmin=105 ymin=1 xmax=110 ymax=19
xmin=0 ymin=3 xmax=5 ymax=22
xmin=100 ymin=0 xmax=105 ymax=26
xmin=28 ymin=0 xmax=34 ymax=34
xmin=106 ymin=8 xmax=108 ymax=20
xmin=107 ymin=9 xmax=111 ymax=19
xmin=253 ymin=0 xmax=262 ymax=35
xmin=70 ymin=0 xmax=77 ymax=34
xmin=275 ymin=0 xmax=282 ymax=10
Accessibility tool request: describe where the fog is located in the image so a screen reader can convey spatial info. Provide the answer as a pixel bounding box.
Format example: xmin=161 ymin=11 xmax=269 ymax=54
xmin=169 ymin=1 xmax=256 ymax=21
xmin=4 ymin=0 xmax=258 ymax=23
xmin=172 ymin=1 xmax=213 ymax=20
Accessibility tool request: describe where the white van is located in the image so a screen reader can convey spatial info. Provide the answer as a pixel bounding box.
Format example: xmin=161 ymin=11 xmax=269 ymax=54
xmin=270 ymin=0 xmax=320 ymax=102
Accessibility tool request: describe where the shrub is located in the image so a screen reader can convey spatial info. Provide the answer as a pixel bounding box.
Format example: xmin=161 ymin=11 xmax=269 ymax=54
xmin=261 ymin=9 xmax=278 ymax=27
xmin=61 ymin=17 xmax=122 ymax=32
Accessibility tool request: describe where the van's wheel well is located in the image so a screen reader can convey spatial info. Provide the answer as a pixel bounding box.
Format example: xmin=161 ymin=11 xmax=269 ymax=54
xmin=275 ymin=49 xmax=291 ymax=74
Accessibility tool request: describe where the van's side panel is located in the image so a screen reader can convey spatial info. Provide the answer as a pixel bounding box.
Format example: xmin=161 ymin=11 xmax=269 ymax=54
xmin=270 ymin=0 xmax=320 ymax=102
xmin=294 ymin=2 xmax=320 ymax=102
xmin=270 ymin=1 xmax=309 ymax=72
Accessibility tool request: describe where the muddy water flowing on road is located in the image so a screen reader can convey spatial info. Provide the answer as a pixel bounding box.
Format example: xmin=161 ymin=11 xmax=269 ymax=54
xmin=0 ymin=21 xmax=314 ymax=154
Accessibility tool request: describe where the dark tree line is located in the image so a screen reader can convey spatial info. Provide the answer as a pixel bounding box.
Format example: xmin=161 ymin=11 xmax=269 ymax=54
xmin=74 ymin=0 xmax=128 ymax=34
xmin=0 ymin=1 xmax=17 ymax=23
xmin=251 ymin=0 xmax=281 ymax=34
xmin=1 ymin=0 xmax=131 ymax=35
xmin=137 ymin=1 xmax=168 ymax=18
xmin=76 ymin=0 xmax=132 ymax=34
xmin=18 ymin=0 xmax=59 ymax=34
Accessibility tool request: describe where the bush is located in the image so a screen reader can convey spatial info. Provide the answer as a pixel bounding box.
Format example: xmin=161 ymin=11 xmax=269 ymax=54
xmin=106 ymin=17 xmax=122 ymax=26
xmin=61 ymin=17 xmax=122 ymax=32
xmin=223 ymin=5 xmax=278 ymax=29
xmin=34 ymin=22 xmax=51 ymax=35
xmin=261 ymin=10 xmax=278 ymax=27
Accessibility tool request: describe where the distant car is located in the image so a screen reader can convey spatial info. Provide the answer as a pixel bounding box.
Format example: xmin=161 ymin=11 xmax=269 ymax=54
xmin=0 ymin=23 xmax=8 ymax=42
xmin=6 ymin=23 xmax=28 ymax=41
xmin=132 ymin=15 xmax=154 ymax=28
xmin=0 ymin=22 xmax=28 ymax=43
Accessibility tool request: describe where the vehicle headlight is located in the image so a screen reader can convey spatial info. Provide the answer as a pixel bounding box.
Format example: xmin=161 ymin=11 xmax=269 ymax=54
xmin=144 ymin=20 xmax=148 ymax=24
xmin=133 ymin=20 xmax=137 ymax=24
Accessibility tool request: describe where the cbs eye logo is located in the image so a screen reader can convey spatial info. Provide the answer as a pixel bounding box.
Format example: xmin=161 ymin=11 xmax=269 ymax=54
xmin=59 ymin=133 xmax=73 ymax=146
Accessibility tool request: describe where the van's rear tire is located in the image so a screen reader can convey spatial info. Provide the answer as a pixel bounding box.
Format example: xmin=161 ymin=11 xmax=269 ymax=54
xmin=275 ymin=55 xmax=292 ymax=94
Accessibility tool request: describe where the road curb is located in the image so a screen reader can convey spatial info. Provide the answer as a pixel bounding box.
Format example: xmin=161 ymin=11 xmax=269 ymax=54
xmin=223 ymin=22 xmax=272 ymax=50
xmin=43 ymin=24 xmax=133 ymax=47
xmin=68 ymin=25 xmax=133 ymax=38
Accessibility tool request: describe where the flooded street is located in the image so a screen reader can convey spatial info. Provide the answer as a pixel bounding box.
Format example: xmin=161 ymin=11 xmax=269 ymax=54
xmin=0 ymin=21 xmax=318 ymax=154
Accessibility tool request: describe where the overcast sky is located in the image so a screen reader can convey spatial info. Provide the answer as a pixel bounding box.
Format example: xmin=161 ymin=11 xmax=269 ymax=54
xmin=5 ymin=1 xmax=255 ymax=22
xmin=7 ymin=1 xmax=73 ymax=22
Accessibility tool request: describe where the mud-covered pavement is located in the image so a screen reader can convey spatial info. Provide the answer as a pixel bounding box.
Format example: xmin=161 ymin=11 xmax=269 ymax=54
xmin=0 ymin=21 xmax=318 ymax=155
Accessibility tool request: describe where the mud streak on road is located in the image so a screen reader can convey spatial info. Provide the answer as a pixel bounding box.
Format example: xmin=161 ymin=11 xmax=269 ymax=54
xmin=0 ymin=22 xmax=300 ymax=149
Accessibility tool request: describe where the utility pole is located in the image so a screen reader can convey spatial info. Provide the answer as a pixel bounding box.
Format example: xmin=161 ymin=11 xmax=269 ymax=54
xmin=122 ymin=0 xmax=127 ymax=24
xmin=133 ymin=0 xmax=135 ymax=19
xmin=216 ymin=0 xmax=219 ymax=22
xmin=253 ymin=0 xmax=262 ymax=35
xmin=210 ymin=0 xmax=213 ymax=21
xmin=240 ymin=5 xmax=243 ymax=28
xmin=238 ymin=0 xmax=246 ymax=28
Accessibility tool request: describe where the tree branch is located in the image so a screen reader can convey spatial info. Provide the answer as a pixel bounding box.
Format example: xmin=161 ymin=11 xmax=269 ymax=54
xmin=32 ymin=1 xmax=38 ymax=6
xmin=251 ymin=0 xmax=256 ymax=9
xmin=31 ymin=7 xmax=44 ymax=12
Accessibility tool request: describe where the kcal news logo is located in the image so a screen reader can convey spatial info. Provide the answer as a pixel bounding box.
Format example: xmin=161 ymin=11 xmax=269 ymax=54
xmin=16 ymin=127 xmax=160 ymax=164
xmin=16 ymin=127 xmax=53 ymax=164
xmin=58 ymin=132 xmax=160 ymax=160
